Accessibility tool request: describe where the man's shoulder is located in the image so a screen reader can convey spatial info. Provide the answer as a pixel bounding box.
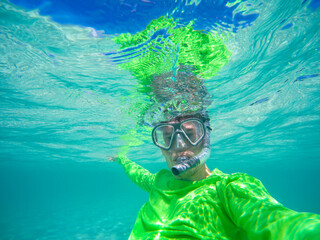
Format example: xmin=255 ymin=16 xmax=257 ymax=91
xmin=210 ymin=168 xmax=228 ymax=177
xmin=215 ymin=170 xmax=270 ymax=197
xmin=209 ymin=169 xmax=265 ymax=189
xmin=211 ymin=168 xmax=259 ymax=181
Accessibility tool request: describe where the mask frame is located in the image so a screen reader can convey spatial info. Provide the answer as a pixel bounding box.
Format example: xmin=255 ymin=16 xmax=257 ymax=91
xmin=152 ymin=118 xmax=206 ymax=150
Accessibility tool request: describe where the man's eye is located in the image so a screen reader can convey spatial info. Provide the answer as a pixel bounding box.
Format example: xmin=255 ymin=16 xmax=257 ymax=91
xmin=185 ymin=129 xmax=195 ymax=134
xmin=164 ymin=134 xmax=171 ymax=139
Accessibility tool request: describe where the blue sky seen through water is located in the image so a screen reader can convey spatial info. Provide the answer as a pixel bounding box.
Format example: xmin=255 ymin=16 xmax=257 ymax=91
xmin=9 ymin=0 xmax=260 ymax=34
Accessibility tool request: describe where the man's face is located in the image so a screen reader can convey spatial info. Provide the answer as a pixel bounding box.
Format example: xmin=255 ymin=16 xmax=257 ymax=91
xmin=159 ymin=117 xmax=206 ymax=180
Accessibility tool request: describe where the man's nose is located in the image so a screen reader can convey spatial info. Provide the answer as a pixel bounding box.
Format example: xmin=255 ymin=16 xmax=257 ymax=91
xmin=173 ymin=133 xmax=187 ymax=150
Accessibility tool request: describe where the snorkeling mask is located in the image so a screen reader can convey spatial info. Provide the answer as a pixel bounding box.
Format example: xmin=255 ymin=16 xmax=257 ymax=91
xmin=152 ymin=118 xmax=206 ymax=150
xmin=152 ymin=113 xmax=211 ymax=176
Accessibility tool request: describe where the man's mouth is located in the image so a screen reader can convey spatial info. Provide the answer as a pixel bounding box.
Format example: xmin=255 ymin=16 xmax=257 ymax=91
xmin=173 ymin=151 xmax=194 ymax=163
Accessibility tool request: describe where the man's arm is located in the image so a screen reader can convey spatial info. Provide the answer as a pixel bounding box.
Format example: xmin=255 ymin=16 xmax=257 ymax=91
xmin=115 ymin=154 xmax=155 ymax=193
xmin=217 ymin=173 xmax=320 ymax=239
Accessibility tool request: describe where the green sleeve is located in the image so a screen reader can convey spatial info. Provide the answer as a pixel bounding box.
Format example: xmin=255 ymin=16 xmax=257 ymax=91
xmin=117 ymin=154 xmax=155 ymax=193
xmin=217 ymin=173 xmax=320 ymax=240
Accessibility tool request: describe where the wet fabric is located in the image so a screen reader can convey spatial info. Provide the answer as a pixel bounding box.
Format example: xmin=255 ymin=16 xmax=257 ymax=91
xmin=117 ymin=155 xmax=320 ymax=239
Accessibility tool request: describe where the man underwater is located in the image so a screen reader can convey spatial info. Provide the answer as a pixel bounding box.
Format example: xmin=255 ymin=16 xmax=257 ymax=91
xmin=110 ymin=16 xmax=320 ymax=240
xmin=111 ymin=110 xmax=320 ymax=239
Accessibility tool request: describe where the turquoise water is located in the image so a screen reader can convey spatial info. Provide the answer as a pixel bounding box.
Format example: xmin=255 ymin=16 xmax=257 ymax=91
xmin=1 ymin=0 xmax=320 ymax=239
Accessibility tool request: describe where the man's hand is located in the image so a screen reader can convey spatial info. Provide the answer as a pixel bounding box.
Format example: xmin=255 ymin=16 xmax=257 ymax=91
xmin=108 ymin=156 xmax=118 ymax=162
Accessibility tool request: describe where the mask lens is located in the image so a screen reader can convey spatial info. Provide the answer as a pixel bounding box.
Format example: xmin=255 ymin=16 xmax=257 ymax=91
xmin=181 ymin=120 xmax=204 ymax=144
xmin=154 ymin=125 xmax=174 ymax=149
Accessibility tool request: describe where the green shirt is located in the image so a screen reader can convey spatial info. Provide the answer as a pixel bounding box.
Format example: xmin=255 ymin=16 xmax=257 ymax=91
xmin=118 ymin=155 xmax=320 ymax=239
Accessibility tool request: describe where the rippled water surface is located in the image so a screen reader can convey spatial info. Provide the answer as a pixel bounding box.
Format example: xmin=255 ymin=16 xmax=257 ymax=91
xmin=1 ymin=0 xmax=320 ymax=239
